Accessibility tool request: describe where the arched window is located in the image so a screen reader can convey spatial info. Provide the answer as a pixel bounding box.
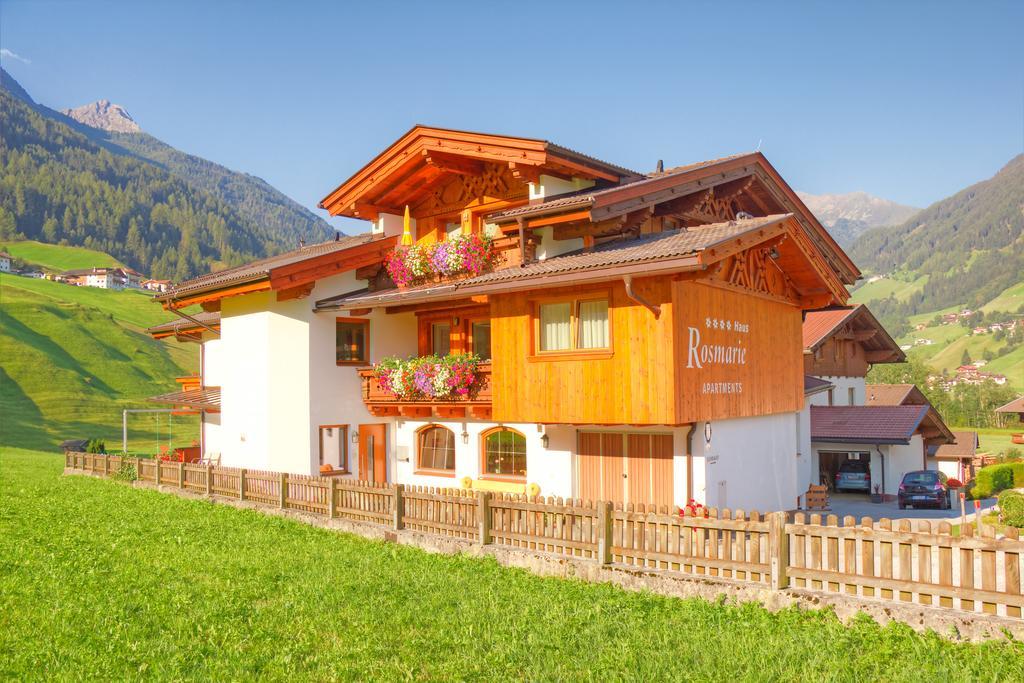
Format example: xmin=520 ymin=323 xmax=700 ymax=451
xmin=417 ymin=425 xmax=455 ymax=473
xmin=481 ymin=428 xmax=527 ymax=479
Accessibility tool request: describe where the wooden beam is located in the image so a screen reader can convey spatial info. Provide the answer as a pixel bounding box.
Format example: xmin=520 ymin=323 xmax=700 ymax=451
xmin=166 ymin=280 xmax=271 ymax=310
xmin=268 ymin=237 xmax=397 ymax=291
xmin=508 ymin=162 xmax=541 ymax=185
xmin=547 ymin=154 xmax=619 ymax=182
xmin=422 ymin=150 xmax=483 ymax=176
xmin=276 ymin=282 xmax=315 ymax=302
xmin=349 ymin=201 xmax=400 ymax=222
xmin=591 ymin=165 xmax=755 ymax=221
xmin=865 ymin=350 xmax=901 ymax=363
xmin=524 ymin=209 xmax=592 ymax=229
xmin=399 ymin=405 xmax=432 ymax=418
xmin=347 ymin=307 xmax=372 ymax=316
xmin=370 ymin=405 xmax=400 ymax=417
xmin=354 ymin=263 xmax=382 ymax=281
xmin=470 ymin=406 xmax=492 ymax=420
xmin=435 ymin=406 xmax=467 ymax=418
xmin=384 ymin=296 xmax=488 ymax=315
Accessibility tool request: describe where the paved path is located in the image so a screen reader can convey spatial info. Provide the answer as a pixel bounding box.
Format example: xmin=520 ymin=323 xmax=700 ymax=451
xmin=813 ymin=492 xmax=997 ymax=526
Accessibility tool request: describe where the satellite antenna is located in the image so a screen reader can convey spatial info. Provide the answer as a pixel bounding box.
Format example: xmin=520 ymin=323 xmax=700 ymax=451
xmin=756 ymin=138 xmax=763 ymax=152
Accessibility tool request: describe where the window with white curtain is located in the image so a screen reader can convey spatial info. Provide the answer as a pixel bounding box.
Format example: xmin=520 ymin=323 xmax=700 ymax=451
xmin=577 ymin=299 xmax=609 ymax=349
xmin=539 ymin=302 xmax=571 ymax=351
xmin=536 ymin=297 xmax=610 ymax=353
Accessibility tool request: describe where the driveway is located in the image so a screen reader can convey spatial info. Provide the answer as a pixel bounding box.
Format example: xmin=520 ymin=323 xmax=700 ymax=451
xmin=812 ymin=492 xmax=997 ymax=526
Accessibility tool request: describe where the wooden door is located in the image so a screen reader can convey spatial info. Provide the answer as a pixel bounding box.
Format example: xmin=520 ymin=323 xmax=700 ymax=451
xmin=578 ymin=432 xmax=672 ymax=507
xmin=358 ymin=424 xmax=387 ymax=483
xmin=626 ymin=434 xmax=673 ymax=509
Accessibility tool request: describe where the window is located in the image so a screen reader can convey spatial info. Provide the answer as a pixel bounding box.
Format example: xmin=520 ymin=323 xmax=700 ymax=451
xmin=536 ymin=297 xmax=610 ymax=354
xmin=578 ymin=299 xmax=609 ymax=349
xmin=336 ymin=318 xmax=369 ymax=365
xmin=431 ymin=322 xmax=451 ymax=356
xmin=445 ymin=220 xmax=462 ymax=240
xmin=318 ymin=425 xmax=348 ymax=471
xmin=417 ymin=425 xmax=455 ymax=473
xmin=471 ymin=321 xmax=491 ymax=360
xmin=847 ymin=387 xmax=856 ymax=405
xmin=482 ymin=428 xmax=527 ymax=479
xmin=827 ymin=388 xmax=835 ymax=406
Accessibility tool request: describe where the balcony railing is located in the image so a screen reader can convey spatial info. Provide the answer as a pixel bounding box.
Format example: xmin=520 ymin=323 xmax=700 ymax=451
xmin=357 ymin=363 xmax=492 ymax=419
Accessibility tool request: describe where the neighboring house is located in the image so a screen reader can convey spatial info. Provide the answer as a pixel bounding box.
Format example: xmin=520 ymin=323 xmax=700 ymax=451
xmin=147 ymin=125 xmax=865 ymax=513
xmin=0 ymin=251 xmax=11 ymax=273
xmin=802 ymin=307 xmax=955 ymax=499
xmin=121 ymin=268 xmax=144 ymax=289
xmin=64 ymin=267 xmax=125 ymax=289
xmin=930 ymin=430 xmax=979 ymax=482
xmin=143 ymin=279 xmax=173 ymax=293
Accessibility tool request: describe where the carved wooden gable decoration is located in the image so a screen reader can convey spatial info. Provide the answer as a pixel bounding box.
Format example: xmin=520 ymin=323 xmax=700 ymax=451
xmin=413 ymin=162 xmax=527 ymax=218
xmin=709 ymin=242 xmax=801 ymax=303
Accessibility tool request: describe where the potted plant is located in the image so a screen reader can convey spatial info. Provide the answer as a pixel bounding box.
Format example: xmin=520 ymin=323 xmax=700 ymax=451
xmin=870 ymin=484 xmax=884 ymax=504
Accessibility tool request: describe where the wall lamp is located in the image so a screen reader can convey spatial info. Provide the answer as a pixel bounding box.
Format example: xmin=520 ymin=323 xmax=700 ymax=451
xmin=541 ymin=433 xmax=550 ymax=449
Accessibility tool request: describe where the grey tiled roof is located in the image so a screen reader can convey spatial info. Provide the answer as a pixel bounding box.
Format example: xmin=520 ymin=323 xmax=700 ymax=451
xmin=146 ymin=311 xmax=221 ymax=334
xmin=316 ymin=214 xmax=791 ymax=310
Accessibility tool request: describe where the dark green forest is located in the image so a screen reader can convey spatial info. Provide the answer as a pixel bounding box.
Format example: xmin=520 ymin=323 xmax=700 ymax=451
xmin=0 ymin=78 xmax=333 ymax=280
xmin=850 ymin=154 xmax=1024 ymax=329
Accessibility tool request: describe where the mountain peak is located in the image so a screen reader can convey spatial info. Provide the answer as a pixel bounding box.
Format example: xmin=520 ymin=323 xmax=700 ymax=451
xmin=62 ymin=99 xmax=141 ymax=133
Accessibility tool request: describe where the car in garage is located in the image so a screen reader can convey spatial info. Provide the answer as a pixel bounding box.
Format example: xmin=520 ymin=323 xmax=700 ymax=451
xmin=834 ymin=459 xmax=871 ymax=493
xmin=898 ymin=470 xmax=951 ymax=509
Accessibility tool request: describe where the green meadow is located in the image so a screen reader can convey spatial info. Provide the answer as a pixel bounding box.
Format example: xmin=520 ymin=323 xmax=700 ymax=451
xmin=3 ymin=448 xmax=1023 ymax=681
xmin=3 ymin=239 xmax=125 ymax=271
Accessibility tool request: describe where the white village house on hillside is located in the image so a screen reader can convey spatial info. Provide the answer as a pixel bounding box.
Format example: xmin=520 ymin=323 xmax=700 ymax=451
xmin=144 ymin=126 xmax=956 ymax=513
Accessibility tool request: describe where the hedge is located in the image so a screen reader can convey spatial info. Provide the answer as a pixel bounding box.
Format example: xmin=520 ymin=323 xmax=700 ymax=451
xmin=971 ymin=464 xmax=1016 ymax=499
xmin=999 ymin=490 xmax=1024 ymax=528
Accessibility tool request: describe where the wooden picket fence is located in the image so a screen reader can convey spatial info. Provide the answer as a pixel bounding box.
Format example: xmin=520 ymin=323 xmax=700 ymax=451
xmin=66 ymin=452 xmax=1024 ymax=618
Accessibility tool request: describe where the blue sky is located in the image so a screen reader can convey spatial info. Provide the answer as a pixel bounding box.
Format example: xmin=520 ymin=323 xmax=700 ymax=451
xmin=2 ymin=0 xmax=1022 ymax=232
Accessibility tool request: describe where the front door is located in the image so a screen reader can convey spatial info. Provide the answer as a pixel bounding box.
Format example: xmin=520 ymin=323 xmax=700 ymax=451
xmin=358 ymin=424 xmax=388 ymax=483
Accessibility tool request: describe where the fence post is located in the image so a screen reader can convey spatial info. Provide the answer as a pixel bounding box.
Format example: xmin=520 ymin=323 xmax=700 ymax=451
xmin=206 ymin=464 xmax=212 ymax=496
xmin=178 ymin=462 xmax=185 ymax=489
xmin=103 ymin=455 xmax=110 ymax=477
xmin=597 ymin=501 xmax=613 ymax=565
xmin=155 ymin=458 xmax=161 ymax=487
xmin=768 ymin=510 xmax=790 ymax=590
xmin=279 ymin=472 xmax=287 ymax=509
xmin=134 ymin=457 xmax=141 ymax=481
xmin=329 ymin=478 xmax=337 ymax=519
xmin=478 ymin=491 xmax=491 ymax=545
xmin=393 ymin=484 xmax=404 ymax=530
xmin=239 ymin=468 xmax=246 ymax=501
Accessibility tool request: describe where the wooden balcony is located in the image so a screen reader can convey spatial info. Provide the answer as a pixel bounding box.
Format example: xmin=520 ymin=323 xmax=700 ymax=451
xmin=357 ymin=363 xmax=492 ymax=419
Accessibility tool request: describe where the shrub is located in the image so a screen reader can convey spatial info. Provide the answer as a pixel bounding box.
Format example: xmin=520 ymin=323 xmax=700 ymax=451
xmin=999 ymin=490 xmax=1024 ymax=528
xmin=111 ymin=462 xmax=138 ymax=483
xmin=971 ymin=464 xmax=1015 ymax=499
xmin=85 ymin=438 xmax=106 ymax=454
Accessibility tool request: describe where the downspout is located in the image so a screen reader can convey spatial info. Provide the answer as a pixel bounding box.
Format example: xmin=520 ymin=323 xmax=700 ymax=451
xmin=623 ymin=275 xmax=660 ymax=318
xmin=875 ymin=445 xmax=885 ymax=499
xmin=685 ymin=424 xmax=695 ymax=504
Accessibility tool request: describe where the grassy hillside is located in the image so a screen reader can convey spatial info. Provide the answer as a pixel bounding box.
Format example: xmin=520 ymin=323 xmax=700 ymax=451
xmin=4 ymin=239 xmax=124 ymax=271
xmin=0 ymin=271 xmax=197 ymax=451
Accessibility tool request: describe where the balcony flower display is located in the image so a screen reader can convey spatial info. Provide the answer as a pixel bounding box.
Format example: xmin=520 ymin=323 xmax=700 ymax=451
xmin=384 ymin=233 xmax=495 ymax=287
xmin=374 ymin=353 xmax=484 ymax=400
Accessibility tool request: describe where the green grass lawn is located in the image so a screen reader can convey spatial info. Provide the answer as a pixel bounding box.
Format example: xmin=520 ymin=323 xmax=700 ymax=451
xmin=0 ymin=273 xmax=197 ymax=451
xmin=2 ymin=448 xmax=1023 ymax=681
xmin=981 ymin=280 xmax=1024 ymax=315
xmin=849 ymin=274 xmax=928 ymax=305
xmin=3 ymin=239 xmax=125 ymax=272
xmin=974 ymin=428 xmax=1024 ymax=456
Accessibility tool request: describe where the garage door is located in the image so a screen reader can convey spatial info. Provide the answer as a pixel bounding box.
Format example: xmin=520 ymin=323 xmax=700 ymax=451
xmin=577 ymin=432 xmax=674 ymax=508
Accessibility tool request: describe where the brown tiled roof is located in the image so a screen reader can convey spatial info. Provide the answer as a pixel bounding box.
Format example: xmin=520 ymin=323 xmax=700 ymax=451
xmin=488 ymin=152 xmax=755 ymax=222
xmin=804 ymin=375 xmax=834 ymax=396
xmin=146 ymin=311 xmax=221 ymax=335
xmin=802 ymin=306 xmax=859 ymax=350
xmin=934 ymin=430 xmax=979 ymax=458
xmin=995 ymin=397 xmax=1024 ymax=413
xmin=811 ymin=405 xmax=930 ymax=444
xmin=316 ymin=215 xmax=791 ymax=310
xmin=147 ymin=386 xmax=221 ymax=410
xmin=865 ymin=384 xmax=915 ymax=406
xmin=160 ymin=234 xmax=377 ymax=299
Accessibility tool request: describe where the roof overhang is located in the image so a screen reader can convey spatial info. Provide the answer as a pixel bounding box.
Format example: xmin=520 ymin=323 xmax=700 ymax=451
xmin=319 ymin=125 xmax=640 ymax=218
xmin=147 ymin=387 xmax=221 ymax=411
xmin=803 ymin=305 xmax=905 ymax=363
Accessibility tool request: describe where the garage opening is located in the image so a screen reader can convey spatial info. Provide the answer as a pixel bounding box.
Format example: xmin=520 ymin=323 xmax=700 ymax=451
xmin=577 ymin=432 xmax=674 ymax=508
xmin=818 ymin=450 xmax=871 ymax=494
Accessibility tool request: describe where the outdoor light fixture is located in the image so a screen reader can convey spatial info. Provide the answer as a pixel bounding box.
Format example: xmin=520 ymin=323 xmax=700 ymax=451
xmin=541 ymin=433 xmax=550 ymax=449
xmin=461 ymin=424 xmax=469 ymax=444
xmin=351 ymin=430 xmax=359 ymax=444
xmin=769 ymin=246 xmax=780 ymax=260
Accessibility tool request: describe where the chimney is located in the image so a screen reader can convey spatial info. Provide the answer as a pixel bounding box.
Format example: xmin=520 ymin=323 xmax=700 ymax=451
xmin=655 ymin=159 xmax=664 ymax=173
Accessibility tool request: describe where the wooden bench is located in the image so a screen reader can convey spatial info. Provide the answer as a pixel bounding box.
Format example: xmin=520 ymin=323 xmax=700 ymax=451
xmin=798 ymin=484 xmax=830 ymax=511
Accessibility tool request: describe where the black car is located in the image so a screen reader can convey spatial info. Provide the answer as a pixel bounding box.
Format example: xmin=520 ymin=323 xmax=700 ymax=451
xmin=898 ymin=470 xmax=951 ymax=510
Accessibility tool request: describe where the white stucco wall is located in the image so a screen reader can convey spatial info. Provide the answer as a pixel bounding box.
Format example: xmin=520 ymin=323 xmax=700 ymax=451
xmin=535 ymin=226 xmax=584 ymax=261
xmin=203 ymin=412 xmax=222 ymax=460
xmin=692 ymin=412 xmax=802 ymax=513
xmin=806 ymin=376 xmax=865 ymax=406
xmin=201 ymin=337 xmax=224 ymax=387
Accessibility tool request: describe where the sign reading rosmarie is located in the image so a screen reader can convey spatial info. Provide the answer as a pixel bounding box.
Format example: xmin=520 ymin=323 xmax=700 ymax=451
xmin=675 ymin=281 xmax=802 ymax=421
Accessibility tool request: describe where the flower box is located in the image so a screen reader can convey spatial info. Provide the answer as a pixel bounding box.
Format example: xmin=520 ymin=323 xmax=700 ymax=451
xmin=384 ymin=233 xmax=497 ymax=288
